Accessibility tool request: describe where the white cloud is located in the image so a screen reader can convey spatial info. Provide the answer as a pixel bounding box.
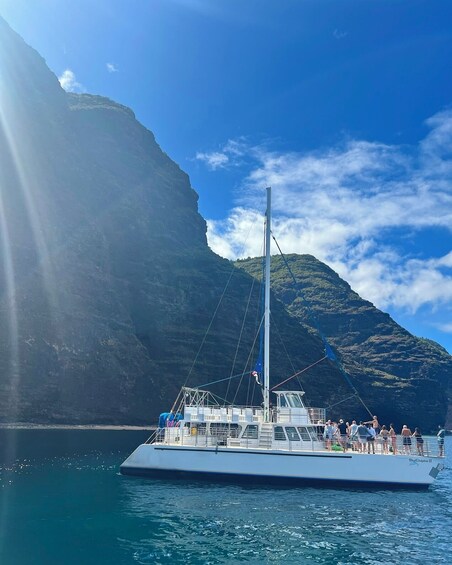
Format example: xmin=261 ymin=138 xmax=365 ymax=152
xmin=332 ymin=253 xmax=452 ymax=313
xmin=204 ymin=110 xmax=452 ymax=314
xmin=195 ymin=151 xmax=229 ymax=170
xmin=435 ymin=322 xmax=452 ymax=333
xmin=207 ymin=208 xmax=265 ymax=258
xmin=106 ymin=63 xmax=118 ymax=73
xmin=58 ymin=69 xmax=84 ymax=92
xmin=195 ymin=138 xmax=248 ymax=170
xmin=333 ymin=29 xmax=348 ymax=40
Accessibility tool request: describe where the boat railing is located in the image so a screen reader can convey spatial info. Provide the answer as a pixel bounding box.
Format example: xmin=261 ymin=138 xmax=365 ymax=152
xmin=145 ymin=429 xmax=159 ymax=444
xmin=184 ymin=405 xmax=263 ymax=423
xmin=275 ymin=407 xmax=326 ymax=425
xmin=149 ymin=427 xmax=445 ymax=457
xmin=308 ymin=407 xmax=326 ymax=424
xmin=183 ymin=405 xmax=327 ymax=424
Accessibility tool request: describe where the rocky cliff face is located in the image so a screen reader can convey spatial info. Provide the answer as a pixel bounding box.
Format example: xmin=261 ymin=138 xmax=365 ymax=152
xmin=0 ymin=17 xmax=348 ymax=424
xmin=0 ymin=18 xmax=450 ymax=430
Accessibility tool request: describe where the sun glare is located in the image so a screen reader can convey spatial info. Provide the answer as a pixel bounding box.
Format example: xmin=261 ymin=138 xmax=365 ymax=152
xmin=0 ymin=39 xmax=61 ymax=423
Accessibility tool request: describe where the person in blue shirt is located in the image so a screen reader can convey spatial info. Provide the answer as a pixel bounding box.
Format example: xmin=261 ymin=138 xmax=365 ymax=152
xmin=367 ymin=424 xmax=376 ymax=454
xmin=357 ymin=422 xmax=370 ymax=453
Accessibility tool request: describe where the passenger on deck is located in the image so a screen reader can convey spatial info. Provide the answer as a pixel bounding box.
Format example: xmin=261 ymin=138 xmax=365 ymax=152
xmin=401 ymin=425 xmax=412 ymax=454
xmin=337 ymin=419 xmax=348 ymax=452
xmin=365 ymin=415 xmax=380 ymax=434
xmin=323 ymin=420 xmax=334 ymax=450
xmin=389 ymin=423 xmax=397 ymax=455
xmin=345 ymin=421 xmax=351 ymax=449
xmin=380 ymin=425 xmax=389 ymax=454
xmin=412 ymin=428 xmax=424 ymax=456
xmin=367 ymin=423 xmax=376 ymax=454
xmin=349 ymin=420 xmax=359 ymax=451
xmin=357 ymin=422 xmax=370 ymax=453
xmin=332 ymin=421 xmax=340 ymax=448
xmin=437 ymin=425 xmax=445 ymax=457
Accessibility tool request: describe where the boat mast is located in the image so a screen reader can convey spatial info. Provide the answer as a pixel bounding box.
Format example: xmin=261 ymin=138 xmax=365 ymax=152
xmin=263 ymin=186 xmax=271 ymax=423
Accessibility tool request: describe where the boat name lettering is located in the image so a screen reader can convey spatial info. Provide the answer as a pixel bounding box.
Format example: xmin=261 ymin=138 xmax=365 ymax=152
xmin=408 ymin=458 xmax=432 ymax=464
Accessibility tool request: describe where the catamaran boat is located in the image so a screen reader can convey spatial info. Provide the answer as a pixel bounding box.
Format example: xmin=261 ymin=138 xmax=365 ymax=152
xmin=121 ymin=188 xmax=445 ymax=488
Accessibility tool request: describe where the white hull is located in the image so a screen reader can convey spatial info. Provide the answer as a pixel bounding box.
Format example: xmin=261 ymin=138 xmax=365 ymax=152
xmin=120 ymin=443 xmax=443 ymax=488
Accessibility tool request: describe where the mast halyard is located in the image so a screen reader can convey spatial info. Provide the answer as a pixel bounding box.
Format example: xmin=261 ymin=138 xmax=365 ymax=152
xmin=120 ymin=184 xmax=445 ymax=488
xmin=121 ymin=187 xmax=445 ymax=488
xmin=263 ymin=186 xmax=271 ymax=423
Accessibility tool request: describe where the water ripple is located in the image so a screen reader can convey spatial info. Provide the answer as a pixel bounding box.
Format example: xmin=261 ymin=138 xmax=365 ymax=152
xmin=0 ymin=430 xmax=450 ymax=564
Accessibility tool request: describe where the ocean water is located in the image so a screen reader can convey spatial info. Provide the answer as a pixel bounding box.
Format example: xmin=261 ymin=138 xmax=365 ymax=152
xmin=0 ymin=430 xmax=450 ymax=565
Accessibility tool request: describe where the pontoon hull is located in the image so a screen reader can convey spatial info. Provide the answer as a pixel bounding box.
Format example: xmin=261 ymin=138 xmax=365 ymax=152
xmin=120 ymin=444 xmax=443 ymax=488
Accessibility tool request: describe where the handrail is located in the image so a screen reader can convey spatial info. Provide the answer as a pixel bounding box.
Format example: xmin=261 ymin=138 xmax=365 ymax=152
xmin=150 ymin=426 xmax=445 ymax=457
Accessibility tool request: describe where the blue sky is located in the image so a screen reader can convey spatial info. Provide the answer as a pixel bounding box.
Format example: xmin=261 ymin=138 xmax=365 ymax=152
xmin=1 ymin=0 xmax=451 ymax=352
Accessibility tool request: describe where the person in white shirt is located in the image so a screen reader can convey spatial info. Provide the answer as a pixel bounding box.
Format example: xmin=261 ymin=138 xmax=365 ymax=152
xmin=349 ymin=420 xmax=359 ymax=451
xmin=323 ymin=421 xmax=334 ymax=450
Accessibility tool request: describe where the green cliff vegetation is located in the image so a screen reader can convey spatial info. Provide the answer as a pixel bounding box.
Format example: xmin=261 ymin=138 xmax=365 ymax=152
xmin=237 ymin=255 xmax=452 ymax=431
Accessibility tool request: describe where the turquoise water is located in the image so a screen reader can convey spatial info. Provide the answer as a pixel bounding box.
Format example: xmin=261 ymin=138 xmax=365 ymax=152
xmin=0 ymin=430 xmax=450 ymax=564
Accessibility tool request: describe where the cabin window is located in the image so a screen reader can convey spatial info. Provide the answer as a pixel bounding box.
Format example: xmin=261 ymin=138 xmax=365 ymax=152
xmin=285 ymin=427 xmax=300 ymax=441
xmin=279 ymin=395 xmax=288 ymax=408
xmin=274 ymin=426 xmax=286 ymax=441
xmin=242 ymin=425 xmax=258 ymax=439
xmin=287 ymin=394 xmax=303 ymax=408
xmin=297 ymin=426 xmax=313 ymax=441
xmin=210 ymin=423 xmax=241 ymax=438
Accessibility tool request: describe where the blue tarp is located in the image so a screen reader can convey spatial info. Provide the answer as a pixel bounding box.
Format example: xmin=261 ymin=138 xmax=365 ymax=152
xmin=158 ymin=412 xmax=183 ymax=428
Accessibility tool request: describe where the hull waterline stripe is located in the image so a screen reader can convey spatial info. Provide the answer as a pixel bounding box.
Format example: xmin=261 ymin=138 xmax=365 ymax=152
xmin=119 ymin=466 xmax=430 ymax=489
xmin=153 ymin=446 xmax=352 ymax=458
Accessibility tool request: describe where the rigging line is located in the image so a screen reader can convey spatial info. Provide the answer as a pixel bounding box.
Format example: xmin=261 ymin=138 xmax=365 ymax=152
xmin=169 ymin=388 xmax=184 ymax=415
xmin=270 ymin=311 xmax=306 ymax=396
xmin=225 ymin=273 xmax=257 ymax=402
xmin=271 ymin=233 xmax=324 ymax=338
xmin=356 ymin=392 xmax=374 ymax=418
xmin=207 ymin=390 xmax=235 ymax=406
xmin=255 ymin=245 xmax=266 ymax=371
xmin=271 ymin=232 xmax=374 ymax=417
xmin=207 ymin=386 xmax=261 ymax=407
xmin=198 ymin=371 xmax=251 ymax=389
xmin=271 ymin=233 xmax=336 ymax=363
xmin=271 ymin=313 xmax=297 ymax=374
xmin=246 ymin=345 xmax=260 ymax=407
xmin=325 ymin=393 xmax=358 ymax=411
xmin=246 ymin=256 xmax=265 ymax=405
xmin=250 ymin=375 xmax=257 ymax=407
xmin=246 ymin=360 xmax=252 ymax=406
xmin=184 ymin=262 xmax=237 ymax=387
xmin=184 ymin=206 xmax=258 ymax=390
xmin=240 ymin=220 xmax=266 ymax=407
xmin=231 ymin=315 xmax=265 ymax=405
xmin=232 ymin=316 xmax=264 ymax=405
xmin=271 ymin=356 xmax=327 ymax=391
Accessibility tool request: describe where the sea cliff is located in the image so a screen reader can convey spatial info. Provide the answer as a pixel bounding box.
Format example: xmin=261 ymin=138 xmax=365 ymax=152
xmin=0 ymin=17 xmax=450 ymax=430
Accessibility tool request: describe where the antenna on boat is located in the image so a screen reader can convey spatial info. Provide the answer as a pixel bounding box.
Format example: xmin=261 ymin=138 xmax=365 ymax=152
xmin=263 ymin=186 xmax=271 ymax=423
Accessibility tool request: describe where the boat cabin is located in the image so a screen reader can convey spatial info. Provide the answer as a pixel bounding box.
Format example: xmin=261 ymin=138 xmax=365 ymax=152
xmin=155 ymin=387 xmax=326 ymax=451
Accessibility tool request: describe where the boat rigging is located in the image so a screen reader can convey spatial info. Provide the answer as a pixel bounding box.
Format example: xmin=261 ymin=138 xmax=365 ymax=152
xmin=121 ymin=187 xmax=445 ymax=488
